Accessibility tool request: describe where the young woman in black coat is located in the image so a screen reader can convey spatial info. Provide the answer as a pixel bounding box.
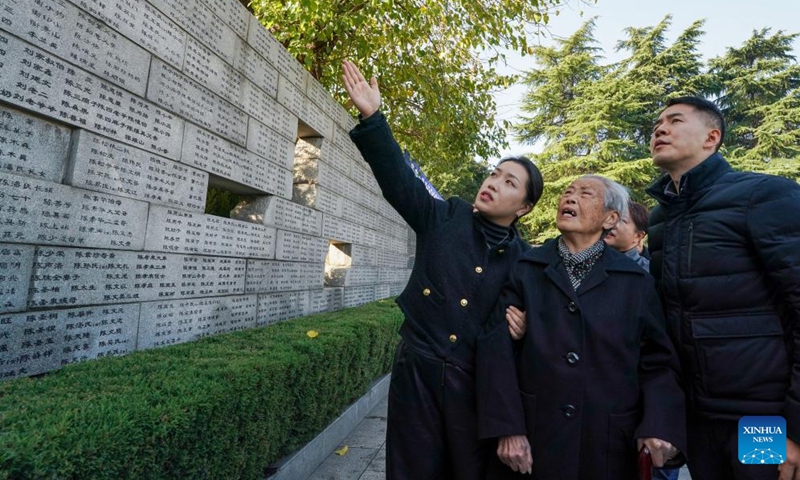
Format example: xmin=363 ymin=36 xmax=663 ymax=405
xmin=343 ymin=60 xmax=544 ymax=480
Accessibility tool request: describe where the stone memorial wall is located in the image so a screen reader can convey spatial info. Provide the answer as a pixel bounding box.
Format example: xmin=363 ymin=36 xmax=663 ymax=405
xmin=0 ymin=0 xmax=413 ymax=381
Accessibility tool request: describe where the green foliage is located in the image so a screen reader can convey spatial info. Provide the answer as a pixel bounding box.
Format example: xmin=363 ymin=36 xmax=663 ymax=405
xmin=0 ymin=300 xmax=403 ymax=480
xmin=205 ymin=186 xmax=241 ymax=218
xmin=245 ymin=0 xmax=591 ymax=193
xmin=514 ymin=17 xmax=800 ymax=243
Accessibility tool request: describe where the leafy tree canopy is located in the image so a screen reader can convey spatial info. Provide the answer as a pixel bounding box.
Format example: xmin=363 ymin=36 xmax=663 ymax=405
xmin=245 ymin=0 xmax=591 ymax=196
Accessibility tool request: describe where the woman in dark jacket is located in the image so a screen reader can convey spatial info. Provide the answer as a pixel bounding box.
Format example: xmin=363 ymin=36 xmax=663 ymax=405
xmin=343 ymin=60 xmax=544 ymax=479
xmin=477 ymin=175 xmax=685 ymax=480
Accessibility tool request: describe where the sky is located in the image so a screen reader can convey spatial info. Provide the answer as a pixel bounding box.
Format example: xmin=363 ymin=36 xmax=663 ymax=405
xmin=493 ymin=0 xmax=800 ymax=160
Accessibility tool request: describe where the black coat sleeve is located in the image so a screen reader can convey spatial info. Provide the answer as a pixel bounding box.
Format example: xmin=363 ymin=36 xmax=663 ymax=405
xmin=634 ymin=278 xmax=687 ymax=459
xmin=348 ymin=112 xmax=455 ymax=233
xmin=745 ymin=177 xmax=800 ymax=443
xmin=476 ymin=262 xmax=527 ymax=439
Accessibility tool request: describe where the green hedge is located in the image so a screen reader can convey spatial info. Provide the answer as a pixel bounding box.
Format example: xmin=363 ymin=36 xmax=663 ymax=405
xmin=0 ymin=299 xmax=403 ymax=480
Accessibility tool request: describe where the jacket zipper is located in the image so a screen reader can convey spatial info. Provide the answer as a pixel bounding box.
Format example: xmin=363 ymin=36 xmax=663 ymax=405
xmin=687 ymin=221 xmax=694 ymax=274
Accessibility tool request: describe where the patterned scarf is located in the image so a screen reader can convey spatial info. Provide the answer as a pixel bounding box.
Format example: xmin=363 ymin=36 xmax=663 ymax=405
xmin=557 ymin=237 xmax=605 ymax=290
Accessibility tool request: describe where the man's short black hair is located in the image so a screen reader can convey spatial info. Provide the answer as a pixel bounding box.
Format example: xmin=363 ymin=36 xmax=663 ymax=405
xmin=666 ymin=96 xmax=725 ymax=151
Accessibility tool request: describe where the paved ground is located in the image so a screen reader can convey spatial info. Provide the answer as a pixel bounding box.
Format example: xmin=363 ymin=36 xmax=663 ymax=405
xmin=307 ymin=394 xmax=691 ymax=479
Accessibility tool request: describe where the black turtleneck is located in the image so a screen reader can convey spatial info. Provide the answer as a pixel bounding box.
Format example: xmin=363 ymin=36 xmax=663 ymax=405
xmin=474 ymin=212 xmax=513 ymax=249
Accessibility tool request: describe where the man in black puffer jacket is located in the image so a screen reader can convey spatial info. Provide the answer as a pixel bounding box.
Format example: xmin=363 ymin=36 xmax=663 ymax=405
xmin=647 ymin=96 xmax=800 ymax=480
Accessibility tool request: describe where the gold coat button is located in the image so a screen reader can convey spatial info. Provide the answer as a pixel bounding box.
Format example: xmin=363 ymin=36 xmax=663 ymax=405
xmin=498 ymin=249 xmax=505 ymax=254
xmin=449 ymin=334 xmax=458 ymax=343
xmin=460 ymin=299 xmax=468 ymax=307
xmin=422 ymin=288 xmax=431 ymax=296
xmin=475 ymin=266 xmax=483 ymax=274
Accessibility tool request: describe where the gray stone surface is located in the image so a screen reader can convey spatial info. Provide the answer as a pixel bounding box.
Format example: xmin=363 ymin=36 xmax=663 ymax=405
xmin=376 ymin=249 xmax=407 ymax=269
xmin=67 ymin=130 xmax=208 ymax=211
xmin=326 ymin=266 xmax=378 ymax=287
xmin=375 ymin=284 xmax=391 ymax=300
xmin=326 ymin=145 xmax=353 ymax=177
xmin=277 ymin=75 xmax=304 ymax=119
xmin=323 ymin=216 xmax=363 ymax=245
xmin=308 ymin=288 xmax=343 ymax=314
xmin=378 ymin=268 xmax=411 ymax=285
xmin=28 ymin=247 xmax=247 ymax=308
xmin=137 ymin=295 xmax=258 ymax=350
xmin=181 ymin=124 xmax=292 ymax=197
xmin=350 ymin=245 xmax=378 ymax=266
xmin=1 ymin=0 xmax=152 ymax=96
xmin=182 ymin=37 xmax=248 ymax=110
xmin=199 ymin=0 xmax=251 ymax=39
xmin=231 ymin=196 xmax=323 ymax=236
xmin=343 ymin=199 xmax=381 ymax=230
xmin=350 ymin=163 xmax=381 ymax=195
xmin=0 ymin=302 xmax=140 ymax=381
xmin=256 ymin=291 xmax=311 ymax=325
xmin=0 ymin=172 xmax=147 ymax=250
xmin=0 ymin=105 xmax=70 ymax=183
xmin=246 ymin=118 xmax=295 ymax=171
xmin=144 ymin=204 xmax=277 ymax=258
xmin=243 ymin=87 xmax=298 ymax=142
xmin=272 ymin=44 xmax=307 ymax=91
xmin=276 ymin=230 xmax=328 ymax=263
xmin=301 ymin=98 xmax=334 ymax=139
xmin=293 ymin=184 xmax=344 ymax=217
xmin=0 ymin=31 xmax=185 ymax=160
xmin=75 ymin=0 xmax=186 ymax=68
xmin=148 ymin=59 xmax=247 ymax=146
xmin=343 ymin=285 xmax=376 ymax=308
xmin=246 ymin=15 xmax=281 ymax=69
xmin=233 ymin=41 xmax=279 ymax=98
xmin=0 ymin=243 xmax=35 ymax=313
xmin=148 ymin=0 xmax=237 ymax=64
xmin=245 ymin=260 xmax=324 ymax=294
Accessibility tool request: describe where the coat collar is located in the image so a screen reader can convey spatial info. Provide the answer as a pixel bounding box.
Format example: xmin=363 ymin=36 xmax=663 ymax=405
xmin=523 ymin=238 xmax=646 ymax=301
xmin=646 ymin=152 xmax=733 ymax=205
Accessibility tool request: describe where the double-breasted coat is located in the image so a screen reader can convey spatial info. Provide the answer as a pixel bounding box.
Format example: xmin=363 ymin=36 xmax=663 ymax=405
xmin=477 ymin=240 xmax=686 ymax=480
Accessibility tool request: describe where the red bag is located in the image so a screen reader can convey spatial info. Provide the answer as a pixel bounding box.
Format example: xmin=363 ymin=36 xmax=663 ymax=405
xmin=638 ymin=447 xmax=653 ymax=480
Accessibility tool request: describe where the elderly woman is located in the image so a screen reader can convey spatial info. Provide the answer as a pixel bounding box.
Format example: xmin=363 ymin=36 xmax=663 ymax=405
xmin=605 ymin=200 xmax=650 ymax=272
xmin=477 ymin=175 xmax=686 ymax=479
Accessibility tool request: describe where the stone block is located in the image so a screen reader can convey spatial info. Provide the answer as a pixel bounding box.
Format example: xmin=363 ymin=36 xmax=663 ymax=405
xmin=148 ymin=59 xmax=247 ymax=146
xmin=300 ymin=98 xmax=334 ymax=139
xmin=232 ymin=40 xmax=279 ymax=98
xmin=326 ymin=266 xmax=378 ymax=287
xmin=181 ymin=124 xmax=292 ymax=198
xmin=231 ymin=196 xmax=322 ymax=236
xmin=0 ymin=303 xmax=140 ymax=381
xmin=292 ymin=185 xmax=344 ymax=217
xmin=350 ymin=245 xmax=378 ymax=266
xmin=376 ymin=249 xmax=408 ymax=268
xmin=182 ymin=37 xmax=248 ymax=110
xmin=272 ymin=46 xmax=307 ymax=91
xmin=0 ymin=243 xmax=35 ymax=313
xmin=199 ymin=0 xmax=251 ymax=39
xmin=67 ymin=130 xmax=208 ymax=211
xmin=326 ymin=145 xmax=353 ymax=177
xmin=256 ymin=291 xmax=311 ymax=325
xmin=275 ymin=231 xmax=328 ymax=263
xmin=137 ymin=295 xmax=258 ymax=350
xmin=0 ymin=172 xmax=147 ymax=250
xmin=0 ymin=105 xmax=70 ymax=183
xmin=343 ymin=285 xmax=376 ymax=308
xmin=0 ymin=31 xmax=184 ymax=160
xmin=148 ymin=0 xmax=237 ymax=64
xmin=246 ymin=118 xmax=295 ymax=171
xmin=144 ymin=204 xmax=277 ymax=258
xmin=322 ymin=216 xmax=363 ymax=244
xmin=277 ymin=75 xmax=304 ymax=119
xmin=27 ymin=247 xmax=247 ymax=308
xmin=375 ymin=284 xmax=391 ymax=301
xmin=2 ymin=0 xmax=152 ymax=96
xmin=246 ymin=15 xmax=281 ymax=69
xmin=308 ymin=287 xmax=343 ymax=314
xmin=75 ymin=0 xmax=186 ymax=68
xmin=243 ymin=87 xmax=298 ymax=142
xmin=351 ymin=162 xmax=381 ymax=195
xmin=245 ymin=260 xmax=324 ymax=294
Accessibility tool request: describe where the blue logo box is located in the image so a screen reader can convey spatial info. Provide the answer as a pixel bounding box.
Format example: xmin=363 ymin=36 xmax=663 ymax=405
xmin=738 ymin=416 xmax=786 ymax=464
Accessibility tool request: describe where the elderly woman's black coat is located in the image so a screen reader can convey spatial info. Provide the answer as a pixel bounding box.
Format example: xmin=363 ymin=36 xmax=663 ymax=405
xmin=477 ymin=240 xmax=686 ymax=480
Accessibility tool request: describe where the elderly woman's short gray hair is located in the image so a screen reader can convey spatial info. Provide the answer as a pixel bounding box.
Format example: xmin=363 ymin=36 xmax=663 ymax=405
xmin=579 ymin=175 xmax=630 ymax=218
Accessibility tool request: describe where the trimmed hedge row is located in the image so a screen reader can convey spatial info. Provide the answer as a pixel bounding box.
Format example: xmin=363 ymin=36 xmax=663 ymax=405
xmin=0 ymin=299 xmax=403 ymax=479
